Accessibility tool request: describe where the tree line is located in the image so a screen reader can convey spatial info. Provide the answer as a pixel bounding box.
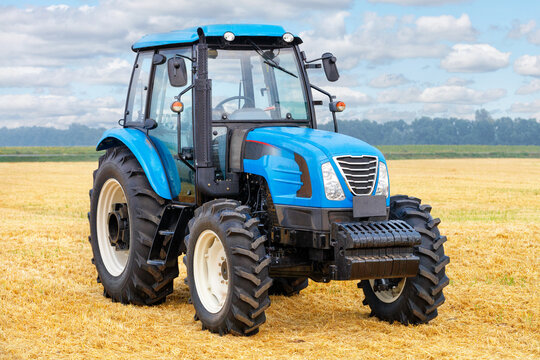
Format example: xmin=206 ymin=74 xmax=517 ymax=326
xmin=0 ymin=124 xmax=107 ymax=146
xmin=0 ymin=113 xmax=539 ymax=146
xmin=321 ymin=113 xmax=539 ymax=146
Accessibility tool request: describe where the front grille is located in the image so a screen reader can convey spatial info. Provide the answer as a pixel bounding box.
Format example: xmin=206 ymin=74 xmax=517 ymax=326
xmin=334 ymin=155 xmax=378 ymax=196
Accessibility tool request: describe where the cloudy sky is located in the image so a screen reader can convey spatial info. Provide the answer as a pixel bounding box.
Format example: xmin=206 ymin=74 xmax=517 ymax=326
xmin=0 ymin=0 xmax=539 ymax=128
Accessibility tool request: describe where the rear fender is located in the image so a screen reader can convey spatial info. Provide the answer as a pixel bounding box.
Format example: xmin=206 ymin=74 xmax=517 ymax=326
xmin=96 ymin=128 xmax=181 ymax=200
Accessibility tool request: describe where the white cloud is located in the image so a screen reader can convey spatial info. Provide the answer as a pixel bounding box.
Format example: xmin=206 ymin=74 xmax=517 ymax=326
xmin=423 ymin=103 xmax=449 ymax=114
xmin=514 ymin=55 xmax=540 ymax=77
xmin=528 ymin=30 xmax=540 ymax=46
xmin=377 ymin=87 xmax=421 ymax=103
xmin=300 ymin=13 xmax=476 ymax=68
xmin=0 ymin=67 xmax=71 ymax=88
xmin=422 ymin=103 xmax=475 ymax=119
xmin=361 ymin=108 xmax=417 ymax=122
xmin=368 ymin=0 xmax=467 ymax=5
xmin=0 ymin=94 xmax=122 ymax=128
xmin=415 ymin=14 xmax=475 ymax=42
xmin=509 ymin=99 xmax=540 ymax=121
xmin=508 ymin=20 xmax=540 ymax=46
xmin=508 ymin=20 xmax=536 ymax=38
xmin=322 ymin=86 xmax=373 ymax=105
xmin=516 ymin=79 xmax=540 ymax=95
xmin=419 ymin=85 xmax=506 ymax=104
xmin=310 ymin=11 xmax=349 ymax=38
xmin=369 ymin=73 xmax=410 ymax=88
xmin=376 ymin=84 xmax=505 ymax=105
xmin=510 ymin=99 xmax=540 ymax=114
xmin=0 ymin=58 xmax=132 ymax=88
xmin=441 ymin=44 xmax=510 ymax=73
xmin=78 ymin=58 xmax=133 ymax=86
xmin=445 ymin=77 xmax=473 ymax=86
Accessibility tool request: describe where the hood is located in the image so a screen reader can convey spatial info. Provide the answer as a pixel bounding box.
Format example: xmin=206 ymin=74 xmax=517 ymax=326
xmin=243 ymin=126 xmax=387 ymax=209
xmin=246 ymin=126 xmax=385 ymax=164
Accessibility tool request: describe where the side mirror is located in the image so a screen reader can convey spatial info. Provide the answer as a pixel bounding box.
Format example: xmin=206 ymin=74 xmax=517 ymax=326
xmin=168 ymin=56 xmax=187 ymax=87
xmin=321 ymin=53 xmax=339 ymax=82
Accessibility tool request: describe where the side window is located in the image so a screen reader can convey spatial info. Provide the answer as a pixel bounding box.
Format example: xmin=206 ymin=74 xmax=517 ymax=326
xmin=125 ymin=52 xmax=152 ymax=124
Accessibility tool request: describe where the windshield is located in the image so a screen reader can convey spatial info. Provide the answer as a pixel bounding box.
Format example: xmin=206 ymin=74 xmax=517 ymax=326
xmin=208 ymin=47 xmax=309 ymax=121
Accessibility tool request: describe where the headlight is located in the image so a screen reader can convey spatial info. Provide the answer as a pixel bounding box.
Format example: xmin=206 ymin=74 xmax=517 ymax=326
xmin=375 ymin=162 xmax=389 ymax=197
xmin=322 ymin=162 xmax=345 ymax=201
xmin=223 ymin=31 xmax=235 ymax=42
xmin=282 ymin=32 xmax=294 ymax=43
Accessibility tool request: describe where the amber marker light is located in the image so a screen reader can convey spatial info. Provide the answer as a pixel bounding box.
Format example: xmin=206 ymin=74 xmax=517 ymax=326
xmin=336 ymin=101 xmax=346 ymax=112
xmin=170 ymin=101 xmax=184 ymax=113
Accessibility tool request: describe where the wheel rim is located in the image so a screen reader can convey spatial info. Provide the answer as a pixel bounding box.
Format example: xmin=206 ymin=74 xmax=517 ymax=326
xmin=193 ymin=230 xmax=229 ymax=314
xmin=369 ymin=278 xmax=407 ymax=303
xmin=97 ymin=178 xmax=129 ymax=277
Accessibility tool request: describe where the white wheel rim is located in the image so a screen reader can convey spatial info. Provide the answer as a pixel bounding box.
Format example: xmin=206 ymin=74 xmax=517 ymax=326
xmin=369 ymin=278 xmax=407 ymax=304
xmin=97 ymin=178 xmax=129 ymax=277
xmin=193 ymin=230 xmax=229 ymax=314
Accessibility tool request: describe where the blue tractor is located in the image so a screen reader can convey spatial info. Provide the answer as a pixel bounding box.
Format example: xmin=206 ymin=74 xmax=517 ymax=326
xmin=89 ymin=24 xmax=449 ymax=336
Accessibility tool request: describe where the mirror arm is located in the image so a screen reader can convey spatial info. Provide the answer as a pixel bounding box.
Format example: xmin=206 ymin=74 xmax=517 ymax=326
xmin=305 ymin=56 xmax=323 ymax=64
xmin=305 ymin=53 xmax=334 ymax=64
xmin=310 ymin=84 xmax=339 ymax=133
xmin=176 ymin=84 xmax=194 ymax=100
xmin=175 ymin=54 xmax=195 ymax=63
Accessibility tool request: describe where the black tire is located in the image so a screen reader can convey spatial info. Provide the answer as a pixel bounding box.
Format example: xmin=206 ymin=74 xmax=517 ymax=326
xmin=360 ymin=195 xmax=449 ymax=324
xmin=269 ymin=277 xmax=308 ymax=296
xmin=89 ymin=146 xmax=178 ymax=305
xmin=185 ymin=199 xmax=272 ymax=336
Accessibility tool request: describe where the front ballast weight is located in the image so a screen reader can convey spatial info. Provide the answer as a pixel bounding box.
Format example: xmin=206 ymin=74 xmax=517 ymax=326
xmin=331 ymin=220 xmax=421 ymax=281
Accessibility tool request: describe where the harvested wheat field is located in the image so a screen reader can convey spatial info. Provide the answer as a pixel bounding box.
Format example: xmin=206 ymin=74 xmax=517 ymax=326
xmin=0 ymin=158 xmax=538 ymax=359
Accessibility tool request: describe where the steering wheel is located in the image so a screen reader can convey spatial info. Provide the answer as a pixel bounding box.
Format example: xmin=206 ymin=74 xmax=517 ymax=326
xmin=213 ymin=96 xmax=253 ymax=111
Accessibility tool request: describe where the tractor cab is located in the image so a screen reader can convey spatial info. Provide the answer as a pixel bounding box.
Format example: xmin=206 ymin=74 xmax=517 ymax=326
xmin=107 ymin=24 xmax=343 ymax=205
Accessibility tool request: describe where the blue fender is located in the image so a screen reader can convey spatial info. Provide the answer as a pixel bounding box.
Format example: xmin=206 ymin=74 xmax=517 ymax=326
xmin=96 ymin=128 xmax=181 ymax=200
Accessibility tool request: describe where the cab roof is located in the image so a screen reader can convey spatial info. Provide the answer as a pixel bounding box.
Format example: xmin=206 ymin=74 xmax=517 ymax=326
xmin=132 ymin=24 xmax=299 ymax=50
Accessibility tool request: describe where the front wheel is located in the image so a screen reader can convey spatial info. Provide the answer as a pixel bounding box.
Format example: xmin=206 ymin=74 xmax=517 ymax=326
xmin=185 ymin=200 xmax=272 ymax=336
xmin=360 ymin=195 xmax=449 ymax=324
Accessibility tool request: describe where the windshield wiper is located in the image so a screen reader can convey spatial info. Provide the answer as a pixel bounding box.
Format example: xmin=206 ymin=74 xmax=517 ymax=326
xmin=248 ymin=40 xmax=298 ymax=78
xmin=263 ymin=60 xmax=298 ymax=78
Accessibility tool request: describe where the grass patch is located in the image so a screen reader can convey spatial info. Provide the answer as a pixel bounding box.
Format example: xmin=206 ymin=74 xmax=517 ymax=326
xmin=445 ymin=209 xmax=521 ymax=222
xmin=0 ymin=146 xmax=101 ymax=162
xmin=1 ymin=145 xmax=539 ymax=162
xmin=378 ymin=145 xmax=540 ymax=159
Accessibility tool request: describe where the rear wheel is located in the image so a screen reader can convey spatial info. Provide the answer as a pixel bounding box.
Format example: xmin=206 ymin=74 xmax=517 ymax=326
xmin=360 ymin=195 xmax=449 ymax=324
xmin=185 ymin=199 xmax=272 ymax=336
xmin=89 ymin=146 xmax=178 ymax=305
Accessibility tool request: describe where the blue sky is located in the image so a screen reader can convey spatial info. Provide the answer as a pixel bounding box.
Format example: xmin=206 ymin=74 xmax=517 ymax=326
xmin=0 ymin=0 xmax=539 ymax=128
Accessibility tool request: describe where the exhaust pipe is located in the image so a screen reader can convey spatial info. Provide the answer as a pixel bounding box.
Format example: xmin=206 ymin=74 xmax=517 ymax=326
xmin=193 ymin=28 xmax=239 ymax=199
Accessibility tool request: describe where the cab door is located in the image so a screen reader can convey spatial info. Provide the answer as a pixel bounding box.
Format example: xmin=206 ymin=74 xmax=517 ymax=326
xmin=147 ymin=48 xmax=195 ymax=203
